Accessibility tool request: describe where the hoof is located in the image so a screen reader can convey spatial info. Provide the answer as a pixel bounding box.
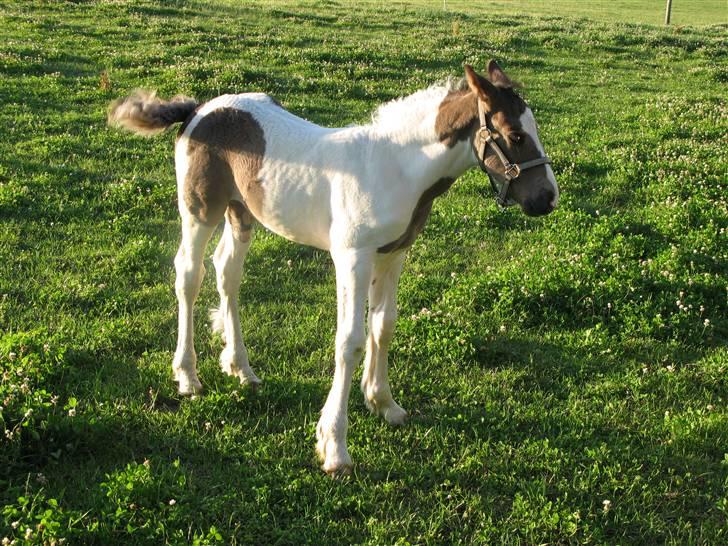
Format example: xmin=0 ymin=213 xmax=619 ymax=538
xmin=220 ymin=347 xmax=261 ymax=387
xmin=382 ymin=404 xmax=408 ymax=426
xmin=175 ymin=374 xmax=203 ymax=396
xmin=364 ymin=395 xmax=408 ymax=426
xmin=324 ymin=462 xmax=353 ymax=478
xmin=240 ymin=374 xmax=262 ymax=392
xmin=316 ymin=421 xmax=352 ymax=477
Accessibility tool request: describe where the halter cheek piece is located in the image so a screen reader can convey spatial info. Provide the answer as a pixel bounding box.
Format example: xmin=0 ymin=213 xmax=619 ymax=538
xmin=474 ymin=98 xmax=552 ymax=208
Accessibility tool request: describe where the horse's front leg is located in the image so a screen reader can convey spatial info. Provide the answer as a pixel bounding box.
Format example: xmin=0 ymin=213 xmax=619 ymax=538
xmin=361 ymin=251 xmax=408 ymax=425
xmin=316 ymin=248 xmax=373 ymax=475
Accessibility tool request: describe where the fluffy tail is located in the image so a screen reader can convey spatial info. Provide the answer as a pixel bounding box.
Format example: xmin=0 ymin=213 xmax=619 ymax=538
xmin=107 ymin=90 xmax=198 ymax=136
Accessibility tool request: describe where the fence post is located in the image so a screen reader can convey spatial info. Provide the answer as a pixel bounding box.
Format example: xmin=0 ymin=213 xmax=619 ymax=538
xmin=665 ymin=0 xmax=673 ymax=25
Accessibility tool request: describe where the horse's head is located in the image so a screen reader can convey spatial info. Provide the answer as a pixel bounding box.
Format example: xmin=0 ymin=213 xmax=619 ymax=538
xmin=464 ymin=62 xmax=559 ymax=216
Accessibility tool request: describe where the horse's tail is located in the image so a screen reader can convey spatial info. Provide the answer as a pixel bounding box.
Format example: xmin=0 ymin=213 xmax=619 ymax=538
xmin=107 ymin=90 xmax=198 ymax=136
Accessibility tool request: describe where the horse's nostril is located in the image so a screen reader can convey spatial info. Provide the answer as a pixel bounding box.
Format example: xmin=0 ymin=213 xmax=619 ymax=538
xmin=523 ymin=189 xmax=556 ymax=217
xmin=541 ymin=190 xmax=556 ymax=214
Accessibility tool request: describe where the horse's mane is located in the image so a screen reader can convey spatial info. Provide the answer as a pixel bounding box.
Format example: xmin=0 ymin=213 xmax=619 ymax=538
xmin=370 ymin=77 xmax=468 ymax=132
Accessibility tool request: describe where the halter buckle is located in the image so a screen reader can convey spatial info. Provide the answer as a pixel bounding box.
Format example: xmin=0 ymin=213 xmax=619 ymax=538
xmin=504 ymin=163 xmax=521 ymax=180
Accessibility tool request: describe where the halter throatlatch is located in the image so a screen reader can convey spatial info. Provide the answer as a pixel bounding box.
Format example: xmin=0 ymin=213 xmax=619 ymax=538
xmin=474 ymin=99 xmax=552 ymax=208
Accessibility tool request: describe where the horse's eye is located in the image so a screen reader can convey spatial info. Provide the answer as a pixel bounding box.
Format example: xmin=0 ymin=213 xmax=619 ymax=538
xmin=508 ymin=132 xmax=524 ymax=145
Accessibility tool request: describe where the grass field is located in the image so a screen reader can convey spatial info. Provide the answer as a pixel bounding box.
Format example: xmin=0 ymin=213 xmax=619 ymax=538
xmin=1 ymin=0 xmax=727 ymax=544
xmin=396 ymin=0 xmax=728 ymax=27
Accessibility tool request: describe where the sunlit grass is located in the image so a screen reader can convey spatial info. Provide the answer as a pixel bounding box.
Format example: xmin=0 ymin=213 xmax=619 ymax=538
xmin=0 ymin=1 xmax=726 ymax=544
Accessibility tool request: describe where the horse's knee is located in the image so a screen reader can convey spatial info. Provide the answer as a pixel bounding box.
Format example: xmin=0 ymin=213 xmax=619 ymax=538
xmin=175 ymin=253 xmax=205 ymax=300
xmin=337 ymin=333 xmax=366 ymax=363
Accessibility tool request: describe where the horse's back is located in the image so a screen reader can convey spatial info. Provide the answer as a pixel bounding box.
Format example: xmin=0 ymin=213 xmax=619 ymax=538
xmin=175 ymin=93 xmax=335 ymax=249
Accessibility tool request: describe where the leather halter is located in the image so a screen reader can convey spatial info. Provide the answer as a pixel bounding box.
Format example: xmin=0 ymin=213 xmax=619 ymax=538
xmin=474 ymin=98 xmax=552 ymax=208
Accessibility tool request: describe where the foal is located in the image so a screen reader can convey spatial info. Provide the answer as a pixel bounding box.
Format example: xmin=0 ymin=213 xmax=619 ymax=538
xmin=109 ymin=62 xmax=558 ymax=474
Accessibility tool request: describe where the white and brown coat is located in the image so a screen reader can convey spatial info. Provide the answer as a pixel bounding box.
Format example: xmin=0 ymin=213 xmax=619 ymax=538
xmin=108 ymin=62 xmax=558 ymax=475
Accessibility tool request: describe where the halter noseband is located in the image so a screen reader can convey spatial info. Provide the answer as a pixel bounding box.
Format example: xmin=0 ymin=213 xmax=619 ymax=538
xmin=474 ymin=98 xmax=552 ymax=208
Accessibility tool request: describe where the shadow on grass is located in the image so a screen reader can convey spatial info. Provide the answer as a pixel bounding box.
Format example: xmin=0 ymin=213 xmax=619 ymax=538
xmin=3 ymin=329 xmax=723 ymax=543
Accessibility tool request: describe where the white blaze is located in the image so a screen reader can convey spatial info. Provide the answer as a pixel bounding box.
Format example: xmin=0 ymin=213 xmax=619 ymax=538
xmin=520 ymin=108 xmax=559 ymax=207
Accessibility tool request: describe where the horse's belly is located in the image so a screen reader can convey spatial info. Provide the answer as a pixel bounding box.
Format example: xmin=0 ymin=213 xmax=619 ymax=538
xmin=252 ymin=164 xmax=332 ymax=250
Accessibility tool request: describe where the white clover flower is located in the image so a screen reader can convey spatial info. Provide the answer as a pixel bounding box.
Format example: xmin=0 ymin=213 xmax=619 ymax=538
xmin=67 ymin=408 xmax=76 ymax=417
xmin=8 ymin=352 xmax=17 ymax=361
xmin=602 ymin=499 xmax=611 ymax=512
xmin=168 ymin=499 xmax=176 ymax=506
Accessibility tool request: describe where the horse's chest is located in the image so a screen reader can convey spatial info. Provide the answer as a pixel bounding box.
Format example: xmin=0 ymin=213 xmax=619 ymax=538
xmin=376 ymin=177 xmax=455 ymax=253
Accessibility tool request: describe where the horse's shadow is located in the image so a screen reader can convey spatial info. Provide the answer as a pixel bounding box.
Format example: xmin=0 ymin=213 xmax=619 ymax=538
xmin=392 ymin=334 xmax=721 ymax=494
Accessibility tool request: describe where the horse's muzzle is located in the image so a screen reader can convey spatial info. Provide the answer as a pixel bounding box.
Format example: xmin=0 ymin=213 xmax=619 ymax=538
xmin=523 ymin=188 xmax=557 ymax=217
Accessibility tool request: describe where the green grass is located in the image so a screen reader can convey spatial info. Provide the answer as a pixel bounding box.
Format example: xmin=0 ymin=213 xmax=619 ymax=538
xmin=388 ymin=0 xmax=728 ymax=27
xmin=1 ymin=0 xmax=726 ymax=544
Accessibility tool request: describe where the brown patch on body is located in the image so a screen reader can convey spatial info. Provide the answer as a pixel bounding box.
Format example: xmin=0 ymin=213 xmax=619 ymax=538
xmin=377 ymin=177 xmax=455 ymax=253
xmin=176 ymin=103 xmax=203 ymax=141
xmin=182 ymin=107 xmax=266 ymax=226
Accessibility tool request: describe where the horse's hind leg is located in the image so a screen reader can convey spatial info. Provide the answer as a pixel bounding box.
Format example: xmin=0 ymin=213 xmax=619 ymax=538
xmin=361 ymin=251 xmax=408 ymax=425
xmin=173 ymin=213 xmax=216 ymax=395
xmin=210 ymin=200 xmax=261 ymax=387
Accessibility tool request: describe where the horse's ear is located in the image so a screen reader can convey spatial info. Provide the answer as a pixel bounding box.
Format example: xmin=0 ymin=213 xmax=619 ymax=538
xmin=464 ymin=64 xmax=497 ymax=107
xmin=487 ymin=59 xmax=514 ymax=88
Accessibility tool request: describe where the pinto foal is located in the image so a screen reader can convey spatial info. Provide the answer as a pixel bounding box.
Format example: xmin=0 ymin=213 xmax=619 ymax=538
xmin=109 ymin=62 xmax=558 ymax=475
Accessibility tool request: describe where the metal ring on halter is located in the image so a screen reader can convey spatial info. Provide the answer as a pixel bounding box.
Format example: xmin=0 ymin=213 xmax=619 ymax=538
xmin=477 ymin=126 xmax=493 ymax=142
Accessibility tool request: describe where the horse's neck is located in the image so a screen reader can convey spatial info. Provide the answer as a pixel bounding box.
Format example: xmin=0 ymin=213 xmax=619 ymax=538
xmin=367 ymin=114 xmax=476 ymax=192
